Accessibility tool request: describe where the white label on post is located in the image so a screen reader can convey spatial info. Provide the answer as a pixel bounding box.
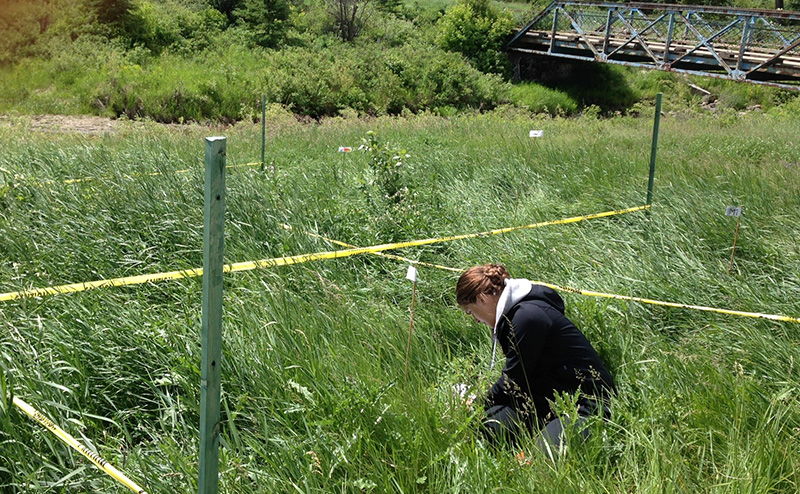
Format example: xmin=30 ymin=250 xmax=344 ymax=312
xmin=529 ymin=130 xmax=543 ymax=138
xmin=725 ymin=206 xmax=743 ymax=217
xmin=338 ymin=146 xmax=352 ymax=152
xmin=406 ymin=265 xmax=418 ymax=282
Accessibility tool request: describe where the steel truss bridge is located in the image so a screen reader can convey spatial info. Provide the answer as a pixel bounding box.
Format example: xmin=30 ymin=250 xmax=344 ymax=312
xmin=506 ymin=1 xmax=800 ymax=90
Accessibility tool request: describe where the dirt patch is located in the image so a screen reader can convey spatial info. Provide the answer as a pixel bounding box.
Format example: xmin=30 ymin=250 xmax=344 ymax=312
xmin=27 ymin=114 xmax=121 ymax=135
xmin=0 ymin=114 xmax=241 ymax=136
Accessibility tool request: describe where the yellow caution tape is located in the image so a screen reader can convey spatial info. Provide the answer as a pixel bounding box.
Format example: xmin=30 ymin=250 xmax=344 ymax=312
xmin=300 ymin=228 xmax=800 ymax=325
xmin=535 ymin=282 xmax=800 ymax=324
xmin=0 ymin=205 xmax=646 ymax=302
xmin=27 ymin=162 xmax=261 ymax=186
xmin=287 ymin=226 xmax=461 ymax=273
xmin=0 ymin=267 xmax=204 ymax=302
xmin=12 ymin=396 xmax=148 ymax=494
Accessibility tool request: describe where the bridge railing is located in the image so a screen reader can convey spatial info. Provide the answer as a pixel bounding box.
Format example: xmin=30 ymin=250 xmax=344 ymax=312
xmin=507 ymin=1 xmax=800 ymax=90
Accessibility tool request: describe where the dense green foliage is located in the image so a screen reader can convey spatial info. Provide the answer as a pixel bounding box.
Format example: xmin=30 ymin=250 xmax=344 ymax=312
xmin=1 ymin=0 xmax=797 ymax=121
xmin=233 ymin=0 xmax=291 ymax=47
xmin=1 ymin=105 xmax=799 ymax=492
xmin=0 ymin=38 xmax=510 ymax=121
xmin=436 ymin=0 xmax=516 ymax=75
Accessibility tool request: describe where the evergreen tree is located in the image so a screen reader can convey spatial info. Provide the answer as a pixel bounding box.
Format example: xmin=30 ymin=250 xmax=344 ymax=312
xmin=90 ymin=0 xmax=136 ymax=27
xmin=207 ymin=0 xmax=243 ymax=24
xmin=233 ymin=0 xmax=290 ymax=47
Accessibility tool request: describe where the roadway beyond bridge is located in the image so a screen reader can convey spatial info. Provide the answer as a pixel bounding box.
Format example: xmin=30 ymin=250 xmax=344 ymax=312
xmin=506 ymin=1 xmax=800 ymax=90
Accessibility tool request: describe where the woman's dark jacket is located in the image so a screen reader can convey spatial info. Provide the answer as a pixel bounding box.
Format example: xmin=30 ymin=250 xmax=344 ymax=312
xmin=487 ymin=284 xmax=616 ymax=429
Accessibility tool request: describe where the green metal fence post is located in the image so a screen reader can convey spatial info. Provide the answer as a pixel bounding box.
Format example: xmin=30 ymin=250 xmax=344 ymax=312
xmin=199 ymin=136 xmax=226 ymax=494
xmin=261 ymin=95 xmax=266 ymax=172
xmin=646 ymin=92 xmax=663 ymax=207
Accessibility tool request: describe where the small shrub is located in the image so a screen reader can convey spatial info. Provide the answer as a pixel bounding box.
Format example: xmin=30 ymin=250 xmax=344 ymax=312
xmin=393 ymin=43 xmax=510 ymax=111
xmin=768 ymin=92 xmax=800 ymax=117
xmin=355 ymin=130 xmax=432 ymax=241
xmin=714 ymin=81 xmax=786 ymax=111
xmin=359 ymin=130 xmax=410 ymax=205
xmin=130 ymin=1 xmax=227 ymax=54
xmin=327 ymin=0 xmax=373 ymax=41
xmin=373 ymin=0 xmax=402 ymax=13
xmin=259 ymin=41 xmax=508 ymax=117
xmin=360 ymin=11 xmax=417 ymax=46
xmin=717 ymin=84 xmax=751 ymax=111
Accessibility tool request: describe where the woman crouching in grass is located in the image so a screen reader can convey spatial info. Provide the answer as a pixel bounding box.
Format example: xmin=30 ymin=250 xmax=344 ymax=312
xmin=456 ymin=263 xmax=616 ymax=456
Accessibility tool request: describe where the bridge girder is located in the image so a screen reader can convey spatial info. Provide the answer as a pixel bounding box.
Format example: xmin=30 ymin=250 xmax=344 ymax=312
xmin=506 ymin=1 xmax=800 ymax=90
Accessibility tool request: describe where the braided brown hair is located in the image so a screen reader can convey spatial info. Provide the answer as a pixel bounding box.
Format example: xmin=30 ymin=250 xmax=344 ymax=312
xmin=456 ymin=264 xmax=510 ymax=306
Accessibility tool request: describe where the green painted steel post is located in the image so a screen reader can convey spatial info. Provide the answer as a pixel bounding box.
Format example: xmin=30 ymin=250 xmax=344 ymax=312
xmin=261 ymin=95 xmax=266 ymax=172
xmin=646 ymin=92 xmax=662 ymax=207
xmin=199 ymin=136 xmax=226 ymax=494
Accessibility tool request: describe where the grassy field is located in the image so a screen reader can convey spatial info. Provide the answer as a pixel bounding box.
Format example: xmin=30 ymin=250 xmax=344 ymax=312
xmin=1 ymin=104 xmax=799 ymax=492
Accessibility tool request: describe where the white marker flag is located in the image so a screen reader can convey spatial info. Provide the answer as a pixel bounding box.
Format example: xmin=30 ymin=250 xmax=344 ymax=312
xmin=338 ymin=146 xmax=353 ymax=152
xmin=725 ymin=206 xmax=743 ymax=217
xmin=406 ymin=265 xmax=418 ymax=282
xmin=529 ymin=130 xmax=544 ymax=138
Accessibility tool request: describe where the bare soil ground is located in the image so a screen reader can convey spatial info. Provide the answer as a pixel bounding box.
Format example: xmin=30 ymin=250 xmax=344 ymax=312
xmin=1 ymin=114 xmax=239 ymax=135
xmin=25 ymin=114 xmax=122 ymax=135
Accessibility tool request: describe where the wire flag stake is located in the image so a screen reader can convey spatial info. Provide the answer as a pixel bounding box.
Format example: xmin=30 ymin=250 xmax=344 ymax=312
xmin=404 ymin=264 xmax=419 ymax=381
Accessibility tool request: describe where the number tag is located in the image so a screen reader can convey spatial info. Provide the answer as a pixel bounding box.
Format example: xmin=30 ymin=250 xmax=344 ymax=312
xmin=725 ymin=206 xmax=742 ymax=217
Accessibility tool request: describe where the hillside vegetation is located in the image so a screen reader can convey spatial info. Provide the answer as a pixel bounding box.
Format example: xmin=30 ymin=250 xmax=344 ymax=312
xmin=0 ymin=0 xmax=798 ymax=121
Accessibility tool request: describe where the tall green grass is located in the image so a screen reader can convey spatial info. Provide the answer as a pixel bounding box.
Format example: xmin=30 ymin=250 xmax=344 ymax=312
xmin=0 ymin=107 xmax=799 ymax=492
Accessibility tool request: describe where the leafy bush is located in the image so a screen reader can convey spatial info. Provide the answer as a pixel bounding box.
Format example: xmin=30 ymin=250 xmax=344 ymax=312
xmin=359 ymin=11 xmax=419 ymax=46
xmin=207 ymin=0 xmax=245 ymax=24
xmin=768 ymin=92 xmax=800 ymax=116
xmin=391 ymin=43 xmax=510 ymax=111
xmin=356 ymin=130 xmax=435 ymax=241
xmin=0 ymin=0 xmax=228 ymax=64
xmin=256 ymin=40 xmax=508 ymax=118
xmin=359 ymin=130 xmax=410 ymax=204
xmin=374 ymin=0 xmax=403 ymax=13
xmin=436 ymin=0 xmax=516 ymax=75
xmin=130 ymin=1 xmax=227 ymax=54
xmin=88 ymin=47 xmax=262 ymax=122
